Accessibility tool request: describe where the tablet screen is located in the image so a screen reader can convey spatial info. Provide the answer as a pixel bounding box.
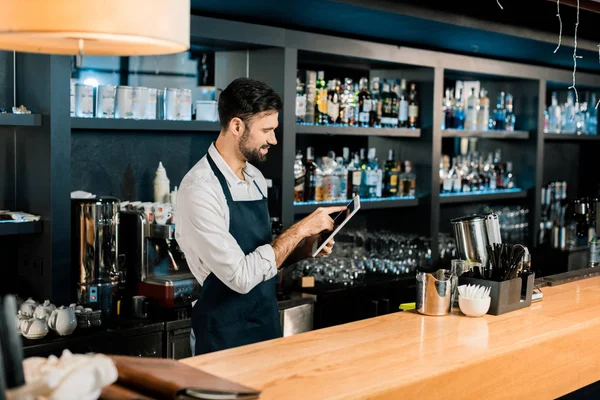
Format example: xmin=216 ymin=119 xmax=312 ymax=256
xmin=312 ymin=195 xmax=360 ymax=257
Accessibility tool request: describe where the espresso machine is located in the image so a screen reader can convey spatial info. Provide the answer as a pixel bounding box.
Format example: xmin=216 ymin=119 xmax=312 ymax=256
xmin=71 ymin=197 xmax=122 ymax=317
xmin=119 ymin=210 xmax=199 ymax=319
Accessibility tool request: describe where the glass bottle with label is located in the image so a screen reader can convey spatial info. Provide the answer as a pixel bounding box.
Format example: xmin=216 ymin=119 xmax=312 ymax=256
xmin=504 ymin=161 xmax=515 ymax=189
xmin=408 ymin=82 xmax=419 ymax=129
xmin=453 ymin=88 xmax=465 ymax=130
xmin=398 ymin=79 xmax=409 ymax=128
xmin=315 ymin=71 xmax=328 ymax=125
xmin=295 ymin=77 xmax=306 ymax=124
xmin=321 ymin=153 xmax=339 ymax=201
xmin=327 ymin=80 xmax=340 ymax=125
xmin=357 ymin=77 xmax=372 ymax=127
xmin=494 ymin=92 xmax=506 ymax=130
xmin=370 ymin=77 xmax=382 ymax=127
xmin=440 ymin=155 xmax=451 ymax=193
xmin=447 ymin=157 xmax=461 ymax=193
xmin=340 ymin=78 xmax=355 ymax=126
xmin=346 ymin=152 xmax=362 ymax=199
xmin=504 ymin=93 xmax=516 ymax=132
xmin=294 ymin=150 xmax=305 ymax=202
xmin=360 ymin=148 xmax=380 ymax=198
xmin=335 ymin=156 xmax=348 ymax=200
xmin=383 ymin=149 xmax=400 ymax=197
xmin=465 ymin=87 xmax=478 ymax=131
xmin=442 ymin=89 xmax=453 ymax=130
xmin=303 ymin=147 xmax=319 ymax=201
xmin=586 ymin=92 xmax=598 ymax=135
xmin=548 ymin=91 xmax=562 ymax=134
xmin=399 ymin=160 xmax=416 ymax=197
xmin=477 ymin=88 xmax=490 ymax=131
xmin=381 ymin=82 xmax=398 ymax=128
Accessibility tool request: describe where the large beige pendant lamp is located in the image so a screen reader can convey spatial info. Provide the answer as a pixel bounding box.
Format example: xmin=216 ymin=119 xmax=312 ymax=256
xmin=0 ymin=0 xmax=190 ymax=57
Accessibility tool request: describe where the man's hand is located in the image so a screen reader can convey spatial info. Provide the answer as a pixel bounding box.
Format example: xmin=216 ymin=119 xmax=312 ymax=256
xmin=303 ymin=235 xmax=335 ymax=258
xmin=295 ymin=206 xmax=347 ymax=238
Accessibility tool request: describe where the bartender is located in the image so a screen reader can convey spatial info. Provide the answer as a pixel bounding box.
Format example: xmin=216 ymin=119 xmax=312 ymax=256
xmin=175 ymin=77 xmax=345 ymax=356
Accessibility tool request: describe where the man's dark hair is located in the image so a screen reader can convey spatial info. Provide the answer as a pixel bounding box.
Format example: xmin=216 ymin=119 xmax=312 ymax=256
xmin=218 ymin=77 xmax=283 ymax=130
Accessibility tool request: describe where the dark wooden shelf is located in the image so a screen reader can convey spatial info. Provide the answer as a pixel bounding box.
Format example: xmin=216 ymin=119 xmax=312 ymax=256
xmin=71 ymin=118 xmax=221 ymax=132
xmin=544 ymin=133 xmax=600 ymax=141
xmin=442 ymin=129 xmax=529 ymax=139
xmin=439 ymin=188 xmax=527 ymax=204
xmin=0 ymin=221 xmax=43 ymax=236
xmin=296 ymin=124 xmax=420 ymax=138
xmin=293 ymin=196 xmax=418 ymax=214
xmin=0 ymin=113 xmax=42 ymax=127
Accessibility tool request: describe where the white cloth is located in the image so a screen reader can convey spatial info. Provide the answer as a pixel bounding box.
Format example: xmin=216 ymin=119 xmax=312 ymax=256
xmin=6 ymin=349 xmax=117 ymax=400
xmin=174 ymin=143 xmax=277 ymax=295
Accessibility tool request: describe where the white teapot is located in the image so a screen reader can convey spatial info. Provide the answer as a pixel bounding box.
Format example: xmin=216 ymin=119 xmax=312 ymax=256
xmin=48 ymin=306 xmax=77 ymax=336
xmin=34 ymin=300 xmax=56 ymax=320
xmin=20 ymin=316 xmax=49 ymax=339
xmin=19 ymin=298 xmax=38 ymax=317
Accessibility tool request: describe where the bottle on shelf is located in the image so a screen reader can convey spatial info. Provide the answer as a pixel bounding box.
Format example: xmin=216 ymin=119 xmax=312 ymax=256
xmin=478 ymin=155 xmax=489 ymax=191
xmin=453 ymin=88 xmax=465 ymax=130
xmin=360 ymin=148 xmax=380 ymax=198
xmin=383 ymin=149 xmax=400 ymax=197
xmin=562 ymin=91 xmax=576 ymax=134
xmin=303 ymin=147 xmax=319 ymax=202
xmin=493 ymin=149 xmax=505 ymax=189
xmin=341 ymin=78 xmax=356 ymax=126
xmin=504 ymin=93 xmax=516 ymax=132
xmin=504 ymin=161 xmax=515 ymax=189
xmin=440 ymin=155 xmax=452 ymax=193
xmin=334 ymin=156 xmax=348 ymax=200
xmin=586 ymin=92 xmax=598 ymax=135
xmin=347 ymin=152 xmax=362 ymax=199
xmin=399 ymin=160 xmax=416 ymax=197
xmin=294 ymin=150 xmax=305 ymax=202
xmin=381 ymin=82 xmax=398 ymax=128
xmin=465 ymin=87 xmax=478 ymax=131
xmin=342 ymin=147 xmax=351 ymax=166
xmin=493 ymin=91 xmax=506 ymax=130
xmin=398 ymin=79 xmax=409 ymax=128
xmin=477 ymin=88 xmax=490 ymax=131
xmin=370 ymin=77 xmax=382 ymax=127
xmin=485 ymin=153 xmax=497 ymax=190
xmin=315 ymin=71 xmax=328 ymax=126
xmin=442 ymin=88 xmax=453 ymax=130
xmin=408 ymin=82 xmax=419 ymax=129
xmin=447 ymin=157 xmax=461 ymax=193
xmin=327 ymin=80 xmax=340 ymax=125
xmin=576 ymin=101 xmax=586 ymax=135
xmin=357 ymin=77 xmax=372 ymax=127
xmin=321 ymin=152 xmax=339 ymax=200
xmin=548 ymin=91 xmax=562 ymax=134
xmin=295 ymin=77 xmax=306 ymax=124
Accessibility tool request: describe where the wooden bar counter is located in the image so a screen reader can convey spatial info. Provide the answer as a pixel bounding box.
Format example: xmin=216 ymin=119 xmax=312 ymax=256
xmin=181 ymin=277 xmax=600 ymax=399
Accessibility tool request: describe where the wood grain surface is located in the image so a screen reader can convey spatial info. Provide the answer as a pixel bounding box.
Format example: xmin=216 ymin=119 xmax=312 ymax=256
xmin=181 ymin=277 xmax=600 ymax=399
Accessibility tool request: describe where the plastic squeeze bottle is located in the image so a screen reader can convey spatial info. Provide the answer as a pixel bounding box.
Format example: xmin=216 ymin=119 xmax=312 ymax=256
xmin=153 ymin=161 xmax=170 ymax=203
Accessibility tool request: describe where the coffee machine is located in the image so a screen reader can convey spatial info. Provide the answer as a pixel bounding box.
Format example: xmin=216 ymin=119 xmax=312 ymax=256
xmin=119 ymin=210 xmax=199 ymax=318
xmin=71 ymin=197 xmax=122 ymax=317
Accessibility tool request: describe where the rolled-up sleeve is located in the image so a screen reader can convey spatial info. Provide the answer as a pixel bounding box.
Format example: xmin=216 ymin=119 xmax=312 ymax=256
xmin=178 ymin=182 xmax=277 ymax=294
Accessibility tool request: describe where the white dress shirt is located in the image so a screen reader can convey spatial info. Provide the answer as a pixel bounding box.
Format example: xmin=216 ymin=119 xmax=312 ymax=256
xmin=174 ymin=143 xmax=278 ymax=295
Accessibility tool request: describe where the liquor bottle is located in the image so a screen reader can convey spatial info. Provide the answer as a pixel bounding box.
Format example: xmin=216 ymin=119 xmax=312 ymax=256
xmin=347 ymin=152 xmax=362 ymax=198
xmin=485 ymin=153 xmax=497 ymax=190
xmin=504 ymin=161 xmax=515 ymax=189
xmin=335 ymin=156 xmax=348 ymax=200
xmin=586 ymin=92 xmax=598 ymax=135
xmin=467 ymin=157 xmax=481 ymax=192
xmin=303 ymin=147 xmax=318 ymax=201
xmin=381 ymin=82 xmax=398 ymax=128
xmin=478 ymin=156 xmax=489 ymax=191
xmin=505 ymin=93 xmax=516 ymax=131
xmin=494 ymin=92 xmax=506 ymax=130
xmin=360 ymin=148 xmax=380 ymax=198
xmin=370 ymin=77 xmax=382 ymax=127
xmin=357 ymin=77 xmax=372 ymax=127
xmin=460 ymin=156 xmax=471 ymax=193
xmin=398 ymin=79 xmax=409 ymax=128
xmin=342 ymin=147 xmax=351 ymax=166
xmin=465 ymin=87 xmax=478 ymax=131
xmin=294 ymin=150 xmax=305 ymax=202
xmin=548 ymin=91 xmax=562 ymax=134
xmin=477 ymin=88 xmax=490 ymax=131
xmin=493 ymin=150 xmax=505 ymax=189
xmin=295 ymin=77 xmax=306 ymax=124
xmin=383 ymin=149 xmax=400 ymax=197
xmin=399 ymin=160 xmax=416 ymax=197
xmin=448 ymin=157 xmax=461 ymax=193
xmin=321 ymin=153 xmax=338 ymax=201
xmin=315 ymin=71 xmax=328 ymax=125
xmin=440 ymin=155 xmax=450 ymax=192
xmin=576 ymin=101 xmax=586 ymax=135
xmin=341 ymin=78 xmax=355 ymax=126
xmin=408 ymin=82 xmax=419 ymax=129
xmin=442 ymin=89 xmax=452 ymax=130
xmin=453 ymin=88 xmax=465 ymax=130
xmin=327 ymin=80 xmax=340 ymax=125
xmin=563 ymin=91 xmax=576 ymax=134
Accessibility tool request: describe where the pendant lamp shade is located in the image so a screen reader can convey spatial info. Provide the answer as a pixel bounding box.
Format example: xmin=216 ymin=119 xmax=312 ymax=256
xmin=0 ymin=0 xmax=190 ymax=56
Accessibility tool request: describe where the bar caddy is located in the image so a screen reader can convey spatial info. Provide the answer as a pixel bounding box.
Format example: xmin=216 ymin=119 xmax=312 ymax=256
xmin=450 ymin=213 xmax=534 ymax=315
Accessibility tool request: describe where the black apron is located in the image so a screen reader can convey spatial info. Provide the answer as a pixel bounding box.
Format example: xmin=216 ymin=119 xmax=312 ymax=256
xmin=192 ymin=153 xmax=282 ymax=355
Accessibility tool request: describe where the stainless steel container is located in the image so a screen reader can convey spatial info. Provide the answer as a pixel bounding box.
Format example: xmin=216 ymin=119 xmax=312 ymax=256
xmin=132 ymin=86 xmax=149 ymax=120
xmin=146 ymin=88 xmax=158 ymax=119
xmin=96 ymin=85 xmax=116 ymax=118
xmin=74 ymin=83 xmax=94 ymax=118
xmin=451 ymin=214 xmax=492 ymax=268
xmin=115 ymin=86 xmax=133 ymax=119
xmin=72 ymin=197 xmax=121 ymax=316
xmin=164 ymin=88 xmax=178 ymax=120
xmin=416 ymin=269 xmax=455 ymax=316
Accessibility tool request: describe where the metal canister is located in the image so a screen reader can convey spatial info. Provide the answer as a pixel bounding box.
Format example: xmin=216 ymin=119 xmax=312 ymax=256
xmin=178 ymin=88 xmax=192 ymax=121
xmin=164 ymin=88 xmax=178 ymax=120
xmin=132 ymin=86 xmax=149 ymax=120
xmin=145 ymin=88 xmax=158 ymax=119
xmin=115 ymin=86 xmax=133 ymax=119
xmin=75 ymin=83 xmax=94 ymax=118
xmin=95 ymin=85 xmax=116 ymax=118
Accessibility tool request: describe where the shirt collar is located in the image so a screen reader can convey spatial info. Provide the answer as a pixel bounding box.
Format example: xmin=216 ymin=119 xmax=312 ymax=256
xmin=208 ymin=143 xmax=255 ymax=186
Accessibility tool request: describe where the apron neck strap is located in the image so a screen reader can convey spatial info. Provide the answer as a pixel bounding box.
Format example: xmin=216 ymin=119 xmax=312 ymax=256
xmin=206 ymin=152 xmax=233 ymax=202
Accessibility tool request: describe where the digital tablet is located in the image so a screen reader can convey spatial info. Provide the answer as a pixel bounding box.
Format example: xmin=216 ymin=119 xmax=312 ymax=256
xmin=312 ymin=195 xmax=361 ymax=257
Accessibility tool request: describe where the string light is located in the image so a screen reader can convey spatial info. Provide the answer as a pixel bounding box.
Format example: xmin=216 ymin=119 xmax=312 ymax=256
xmin=554 ymin=0 xmax=562 ymax=53
xmin=568 ymin=0 xmax=582 ymax=108
xmin=497 ymin=0 xmax=503 ymax=9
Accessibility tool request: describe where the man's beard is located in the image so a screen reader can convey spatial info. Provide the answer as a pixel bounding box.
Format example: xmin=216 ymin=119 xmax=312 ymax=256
xmin=239 ymin=130 xmax=269 ymax=164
